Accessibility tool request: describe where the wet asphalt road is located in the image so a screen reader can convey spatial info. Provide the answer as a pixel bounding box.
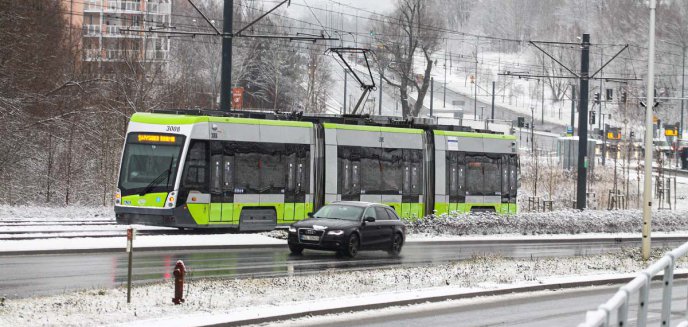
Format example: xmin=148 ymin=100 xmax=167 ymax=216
xmin=1 ymin=237 xmax=685 ymax=299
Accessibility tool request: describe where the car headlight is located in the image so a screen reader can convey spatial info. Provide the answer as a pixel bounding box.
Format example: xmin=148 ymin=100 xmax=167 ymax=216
xmin=327 ymin=230 xmax=344 ymax=236
xmin=288 ymin=226 xmax=297 ymax=233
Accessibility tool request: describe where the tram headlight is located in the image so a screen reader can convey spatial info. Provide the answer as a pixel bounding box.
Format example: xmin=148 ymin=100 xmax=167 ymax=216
xmin=115 ymin=189 xmax=121 ymax=205
xmin=166 ymin=191 xmax=177 ymax=207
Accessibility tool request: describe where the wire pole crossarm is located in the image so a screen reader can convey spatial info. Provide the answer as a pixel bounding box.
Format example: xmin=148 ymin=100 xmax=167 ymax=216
xmin=188 ymin=0 xmax=222 ymax=35
xmin=529 ymin=41 xmax=580 ymax=78
xmin=590 ymin=45 xmax=630 ymax=79
xmin=235 ymin=0 xmax=291 ymax=36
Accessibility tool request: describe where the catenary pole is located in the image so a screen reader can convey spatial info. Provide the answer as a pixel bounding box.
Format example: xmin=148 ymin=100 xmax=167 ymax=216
xmin=642 ymin=0 xmax=657 ymax=261
xmin=681 ymin=46 xmax=685 ymax=140
xmin=343 ymin=69 xmax=347 ymax=114
xmin=220 ymin=0 xmax=233 ymax=111
xmin=576 ymin=34 xmax=591 ymax=210
xmin=430 ymin=77 xmax=434 ymax=117
xmin=491 ymin=81 xmax=496 ymax=121
xmin=379 ymin=71 xmax=382 ymax=115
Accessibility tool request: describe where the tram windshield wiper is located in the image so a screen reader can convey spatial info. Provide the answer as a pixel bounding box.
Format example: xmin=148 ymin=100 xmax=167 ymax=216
xmin=139 ymin=158 xmax=173 ymax=196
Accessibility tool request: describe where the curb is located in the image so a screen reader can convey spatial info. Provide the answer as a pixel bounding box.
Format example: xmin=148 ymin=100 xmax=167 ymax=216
xmin=203 ymin=273 xmax=688 ymax=327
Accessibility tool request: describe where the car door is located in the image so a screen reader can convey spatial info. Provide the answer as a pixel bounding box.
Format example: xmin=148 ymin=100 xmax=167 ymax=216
xmin=359 ymin=207 xmax=380 ymax=248
xmin=374 ymin=206 xmax=394 ymax=244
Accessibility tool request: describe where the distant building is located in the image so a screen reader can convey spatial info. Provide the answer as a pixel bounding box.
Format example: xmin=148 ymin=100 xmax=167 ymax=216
xmin=62 ymin=0 xmax=171 ymax=66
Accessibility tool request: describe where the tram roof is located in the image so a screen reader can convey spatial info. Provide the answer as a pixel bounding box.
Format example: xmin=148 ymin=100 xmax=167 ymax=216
xmin=148 ymin=109 xmax=510 ymax=137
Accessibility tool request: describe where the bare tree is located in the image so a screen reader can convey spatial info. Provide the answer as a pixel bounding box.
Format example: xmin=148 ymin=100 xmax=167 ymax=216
xmin=374 ymin=0 xmax=445 ymax=118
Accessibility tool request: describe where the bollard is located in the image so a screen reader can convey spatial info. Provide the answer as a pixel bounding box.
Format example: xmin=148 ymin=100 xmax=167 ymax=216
xmin=172 ymin=260 xmax=186 ymax=304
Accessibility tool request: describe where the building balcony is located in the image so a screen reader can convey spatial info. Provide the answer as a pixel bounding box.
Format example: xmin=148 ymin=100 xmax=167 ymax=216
xmin=106 ymin=1 xmax=143 ymax=13
xmin=82 ymin=25 xmax=101 ymax=36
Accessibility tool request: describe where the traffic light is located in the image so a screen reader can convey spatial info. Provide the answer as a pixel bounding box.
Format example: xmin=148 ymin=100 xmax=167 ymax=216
xmin=517 ymin=116 xmax=525 ymax=128
xmin=590 ymin=111 xmax=596 ymax=125
xmin=621 ymin=92 xmax=627 ymax=104
xmin=606 ymin=88 xmax=613 ymax=101
xmin=593 ymin=92 xmax=600 ymax=104
xmin=630 ymin=131 xmax=635 ymax=139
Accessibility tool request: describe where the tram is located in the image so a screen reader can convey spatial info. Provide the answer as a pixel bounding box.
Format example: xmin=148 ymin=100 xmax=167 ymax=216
xmin=115 ymin=110 xmax=518 ymax=231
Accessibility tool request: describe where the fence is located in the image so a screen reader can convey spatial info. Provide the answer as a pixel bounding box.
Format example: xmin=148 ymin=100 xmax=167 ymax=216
xmin=578 ymin=241 xmax=688 ymax=327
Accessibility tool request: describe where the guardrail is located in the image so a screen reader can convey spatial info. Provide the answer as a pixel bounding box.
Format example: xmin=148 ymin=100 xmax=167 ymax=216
xmin=578 ymin=241 xmax=688 ymax=327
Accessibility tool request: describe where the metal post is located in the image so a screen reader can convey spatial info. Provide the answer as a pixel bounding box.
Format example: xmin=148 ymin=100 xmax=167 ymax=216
xmin=430 ymin=77 xmax=434 ymax=117
xmin=642 ymin=0 xmax=657 ymax=261
xmin=491 ymin=81 xmax=496 ymax=121
xmin=126 ymin=228 xmax=135 ymax=303
xmin=220 ymin=0 xmax=234 ymax=111
xmin=343 ymin=69 xmax=347 ymax=114
xmin=378 ymin=71 xmax=382 ymax=116
xmin=576 ymin=34 xmax=591 ymax=210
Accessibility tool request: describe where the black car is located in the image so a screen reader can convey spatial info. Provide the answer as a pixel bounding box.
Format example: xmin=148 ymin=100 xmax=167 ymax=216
xmin=287 ymin=201 xmax=406 ymax=258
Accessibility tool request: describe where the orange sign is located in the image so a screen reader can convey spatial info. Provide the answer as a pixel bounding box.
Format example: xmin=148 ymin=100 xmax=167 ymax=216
xmin=231 ymin=87 xmax=244 ymax=109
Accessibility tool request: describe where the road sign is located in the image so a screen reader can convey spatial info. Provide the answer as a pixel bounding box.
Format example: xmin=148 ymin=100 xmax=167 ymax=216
xmin=231 ymin=87 xmax=244 ymax=109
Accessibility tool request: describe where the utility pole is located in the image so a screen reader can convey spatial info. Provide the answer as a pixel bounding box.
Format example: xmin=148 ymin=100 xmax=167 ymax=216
xmin=491 ymin=81 xmax=496 ymax=121
xmin=642 ymin=0 xmax=657 ymax=261
xmin=474 ymin=37 xmax=479 ymax=118
xmin=576 ymin=33 xmax=591 ymax=210
xmin=571 ymin=85 xmax=576 ymax=133
xmin=430 ymin=77 xmax=434 ymax=117
xmin=379 ymin=70 xmax=383 ymax=115
xmin=220 ymin=0 xmax=234 ymax=111
xmin=444 ymin=39 xmax=448 ymax=108
xmin=541 ymin=60 xmax=545 ymax=124
xmin=531 ymin=106 xmax=535 ymax=154
xmin=343 ymin=69 xmax=347 ymax=114
xmin=681 ymin=46 xmax=686 ymax=140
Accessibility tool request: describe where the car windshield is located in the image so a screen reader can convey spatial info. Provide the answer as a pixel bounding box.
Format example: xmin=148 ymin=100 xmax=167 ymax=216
xmin=313 ymin=204 xmax=365 ymax=221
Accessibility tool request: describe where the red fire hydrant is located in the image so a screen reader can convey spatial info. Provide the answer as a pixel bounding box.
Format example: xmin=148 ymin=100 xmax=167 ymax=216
xmin=172 ymin=260 xmax=186 ymax=304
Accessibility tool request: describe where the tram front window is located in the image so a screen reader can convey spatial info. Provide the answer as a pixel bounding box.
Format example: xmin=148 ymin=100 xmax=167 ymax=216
xmin=118 ymin=133 xmax=185 ymax=196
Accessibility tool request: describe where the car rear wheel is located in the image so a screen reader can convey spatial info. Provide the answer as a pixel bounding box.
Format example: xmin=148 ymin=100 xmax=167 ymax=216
xmin=340 ymin=233 xmax=359 ymax=258
xmin=288 ymin=243 xmax=304 ymax=255
xmin=387 ymin=233 xmax=403 ymax=256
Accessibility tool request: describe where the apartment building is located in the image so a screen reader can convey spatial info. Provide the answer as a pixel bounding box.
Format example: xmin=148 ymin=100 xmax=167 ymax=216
xmin=62 ymin=0 xmax=172 ymax=64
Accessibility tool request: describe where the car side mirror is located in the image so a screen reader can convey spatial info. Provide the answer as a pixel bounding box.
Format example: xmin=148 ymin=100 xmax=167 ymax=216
xmin=364 ymin=216 xmax=376 ymax=223
xmin=307 ymin=212 xmax=314 ymax=218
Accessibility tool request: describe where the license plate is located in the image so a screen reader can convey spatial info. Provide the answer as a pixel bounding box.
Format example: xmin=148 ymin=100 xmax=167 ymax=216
xmin=301 ymin=235 xmax=320 ymax=241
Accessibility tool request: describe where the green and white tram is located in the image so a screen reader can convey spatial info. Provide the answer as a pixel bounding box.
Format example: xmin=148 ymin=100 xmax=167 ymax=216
xmin=115 ymin=111 xmax=518 ymax=230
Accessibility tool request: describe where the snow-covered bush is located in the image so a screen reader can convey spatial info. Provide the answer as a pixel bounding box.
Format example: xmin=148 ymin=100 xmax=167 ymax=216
xmin=405 ymin=210 xmax=688 ymax=236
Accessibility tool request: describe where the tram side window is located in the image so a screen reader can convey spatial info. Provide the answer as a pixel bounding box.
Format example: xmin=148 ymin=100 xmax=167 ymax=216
xmin=446 ymin=152 xmax=465 ymax=197
xmin=509 ymin=155 xmax=518 ymax=201
xmin=380 ymin=148 xmax=403 ymax=194
xmin=181 ymin=140 xmax=208 ymax=193
xmin=338 ymin=147 xmax=361 ymax=196
xmin=360 ymin=147 xmax=381 ymax=194
xmin=465 ymin=154 xmax=502 ymax=196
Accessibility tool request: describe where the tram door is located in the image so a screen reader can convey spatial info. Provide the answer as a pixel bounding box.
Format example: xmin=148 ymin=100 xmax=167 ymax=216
xmin=209 ymin=142 xmax=235 ymax=223
xmin=284 ymin=145 xmax=308 ymax=221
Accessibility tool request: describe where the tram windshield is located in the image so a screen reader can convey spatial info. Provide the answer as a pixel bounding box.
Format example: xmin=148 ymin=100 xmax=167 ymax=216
xmin=118 ymin=133 xmax=185 ymax=196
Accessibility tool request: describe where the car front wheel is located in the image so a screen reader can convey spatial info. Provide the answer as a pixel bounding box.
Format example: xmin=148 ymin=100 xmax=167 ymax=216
xmin=340 ymin=233 xmax=359 ymax=258
xmin=288 ymin=243 xmax=304 ymax=255
xmin=387 ymin=233 xmax=403 ymax=256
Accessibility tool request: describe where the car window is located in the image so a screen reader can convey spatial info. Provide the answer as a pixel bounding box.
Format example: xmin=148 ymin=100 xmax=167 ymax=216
xmin=375 ymin=207 xmax=390 ymax=220
xmin=363 ymin=207 xmax=377 ymax=220
xmin=313 ymin=204 xmax=364 ymax=221
xmin=385 ymin=208 xmax=400 ymax=220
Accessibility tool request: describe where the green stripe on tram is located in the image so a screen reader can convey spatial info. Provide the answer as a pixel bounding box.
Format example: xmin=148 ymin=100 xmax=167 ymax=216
xmin=131 ymin=113 xmax=208 ymax=125
xmin=188 ymin=202 xmax=314 ymax=226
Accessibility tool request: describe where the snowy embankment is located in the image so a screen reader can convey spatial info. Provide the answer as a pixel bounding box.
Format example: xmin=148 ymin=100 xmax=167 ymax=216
xmin=1 ymin=247 xmax=686 ymax=327
xmin=407 ymin=209 xmax=688 ymax=236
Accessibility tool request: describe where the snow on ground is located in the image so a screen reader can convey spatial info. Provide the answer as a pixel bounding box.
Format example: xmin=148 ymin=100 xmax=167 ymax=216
xmin=1 ymin=247 xmax=684 ymax=327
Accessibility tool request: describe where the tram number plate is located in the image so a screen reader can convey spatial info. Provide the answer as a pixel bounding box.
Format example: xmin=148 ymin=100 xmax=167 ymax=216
xmin=301 ymin=235 xmax=320 ymax=241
